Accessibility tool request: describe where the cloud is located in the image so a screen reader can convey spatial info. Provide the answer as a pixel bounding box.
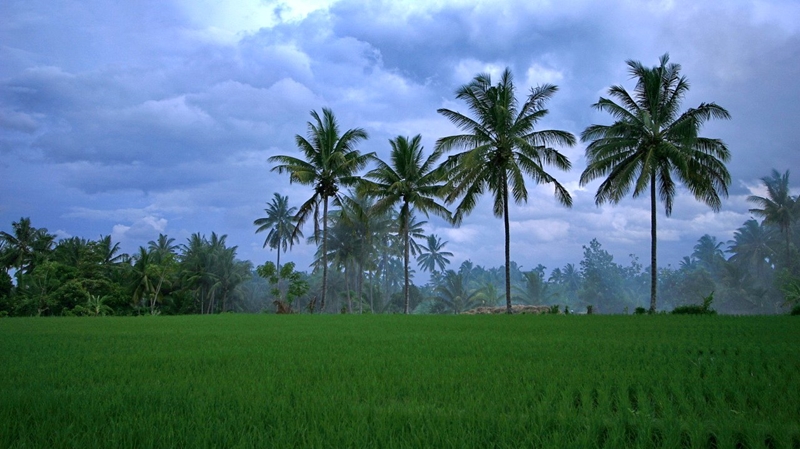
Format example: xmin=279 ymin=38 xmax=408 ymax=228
xmin=1 ymin=0 xmax=798 ymax=278
xmin=111 ymin=215 xmax=168 ymax=247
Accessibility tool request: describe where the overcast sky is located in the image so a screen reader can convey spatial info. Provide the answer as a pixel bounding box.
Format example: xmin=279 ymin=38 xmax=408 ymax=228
xmin=1 ymin=0 xmax=798 ymax=277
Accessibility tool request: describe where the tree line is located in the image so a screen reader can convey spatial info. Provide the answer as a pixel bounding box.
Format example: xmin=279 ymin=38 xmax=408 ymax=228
xmin=1 ymin=54 xmax=798 ymax=316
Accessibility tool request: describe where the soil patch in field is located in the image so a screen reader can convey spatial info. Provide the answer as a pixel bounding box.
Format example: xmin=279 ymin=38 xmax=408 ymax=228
xmin=462 ymin=305 xmax=552 ymax=314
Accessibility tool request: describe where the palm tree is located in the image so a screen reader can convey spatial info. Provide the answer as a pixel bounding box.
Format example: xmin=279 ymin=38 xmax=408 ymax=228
xmin=416 ymin=234 xmax=453 ymax=275
xmin=0 ymin=217 xmax=55 ymax=275
xmin=96 ymin=235 xmax=124 ymax=266
xmin=148 ymin=234 xmax=178 ymax=264
xmin=747 ymin=169 xmax=797 ymax=265
xmin=269 ymin=108 xmax=370 ymax=312
xmin=361 ymin=135 xmax=451 ymax=313
xmin=514 ymin=270 xmax=550 ymax=305
xmin=434 ymin=269 xmax=481 ymax=314
xmin=727 ymin=219 xmax=775 ymax=278
xmin=131 ymin=247 xmax=155 ymax=311
xmin=579 ymin=53 xmax=731 ymax=312
xmin=254 ymin=193 xmax=301 ymax=272
xmin=692 ymin=234 xmax=726 ymax=274
xmin=436 ymin=68 xmax=575 ymax=313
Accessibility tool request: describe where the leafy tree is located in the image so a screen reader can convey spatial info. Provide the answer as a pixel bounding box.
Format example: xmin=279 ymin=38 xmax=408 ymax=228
xmin=257 ymin=261 xmax=309 ymax=313
xmin=580 ymin=53 xmax=731 ymax=312
xmin=436 ymin=68 xmax=575 ymax=313
xmin=254 ymin=193 xmax=301 ymax=272
xmin=578 ymin=239 xmax=630 ymax=313
xmin=361 ymin=135 xmax=450 ymax=313
xmin=270 ymin=108 xmax=370 ymax=313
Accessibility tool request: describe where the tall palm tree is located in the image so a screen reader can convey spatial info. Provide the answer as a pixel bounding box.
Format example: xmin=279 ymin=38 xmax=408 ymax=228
xmin=254 ymin=193 xmax=301 ymax=272
xmin=416 ymin=234 xmax=453 ymax=275
xmin=747 ymin=169 xmax=797 ymax=265
xmin=361 ymin=134 xmax=451 ymax=313
xmin=579 ymin=53 xmax=731 ymax=312
xmin=436 ymin=68 xmax=575 ymax=313
xmin=270 ymin=108 xmax=369 ymax=313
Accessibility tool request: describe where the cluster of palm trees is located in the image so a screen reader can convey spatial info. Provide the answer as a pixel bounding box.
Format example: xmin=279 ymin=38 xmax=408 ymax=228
xmin=0 ymin=221 xmax=255 ymax=316
xmin=266 ymin=54 xmax=732 ymax=313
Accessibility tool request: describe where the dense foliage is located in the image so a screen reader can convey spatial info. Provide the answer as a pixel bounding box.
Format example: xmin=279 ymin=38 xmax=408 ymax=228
xmin=1 ymin=315 xmax=798 ymax=447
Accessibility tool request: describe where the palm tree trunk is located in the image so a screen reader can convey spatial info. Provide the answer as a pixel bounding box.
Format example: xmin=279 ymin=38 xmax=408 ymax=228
xmin=403 ymin=203 xmax=410 ymax=314
xmin=368 ymin=269 xmax=374 ymax=312
xmin=503 ymin=180 xmax=512 ymax=314
xmin=345 ymin=263 xmax=352 ymax=313
xmin=321 ymin=197 xmax=329 ymax=313
xmin=276 ymin=244 xmax=281 ymax=277
xmin=358 ymin=260 xmax=364 ymax=314
xmin=649 ymin=173 xmax=658 ymax=313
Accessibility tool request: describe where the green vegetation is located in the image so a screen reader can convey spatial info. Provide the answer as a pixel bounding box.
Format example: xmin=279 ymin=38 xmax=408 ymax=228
xmin=672 ymin=292 xmax=717 ymax=315
xmin=1 ymin=315 xmax=798 ymax=448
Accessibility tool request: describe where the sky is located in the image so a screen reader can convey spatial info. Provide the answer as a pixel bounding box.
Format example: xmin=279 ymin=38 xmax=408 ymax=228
xmin=1 ymin=0 xmax=799 ymax=278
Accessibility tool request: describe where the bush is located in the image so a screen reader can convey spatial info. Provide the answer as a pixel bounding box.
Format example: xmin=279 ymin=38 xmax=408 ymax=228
xmin=634 ymin=307 xmax=647 ymax=315
xmin=549 ymin=305 xmax=560 ymax=314
xmin=672 ymin=291 xmax=716 ymax=315
xmin=791 ymin=303 xmax=800 ymax=316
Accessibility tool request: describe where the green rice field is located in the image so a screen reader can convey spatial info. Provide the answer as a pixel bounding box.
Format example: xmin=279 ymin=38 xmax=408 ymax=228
xmin=1 ymin=315 xmax=798 ymax=448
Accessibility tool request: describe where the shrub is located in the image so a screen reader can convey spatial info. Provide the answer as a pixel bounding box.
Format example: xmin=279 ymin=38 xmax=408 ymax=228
xmin=634 ymin=307 xmax=647 ymax=315
xmin=791 ymin=303 xmax=800 ymax=316
xmin=549 ymin=304 xmax=560 ymax=314
xmin=672 ymin=291 xmax=717 ymax=315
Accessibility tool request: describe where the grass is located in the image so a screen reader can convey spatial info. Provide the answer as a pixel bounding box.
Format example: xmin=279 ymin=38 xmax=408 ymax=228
xmin=1 ymin=314 xmax=798 ymax=448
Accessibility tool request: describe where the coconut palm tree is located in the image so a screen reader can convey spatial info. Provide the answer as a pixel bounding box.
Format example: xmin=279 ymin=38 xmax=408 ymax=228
xmin=579 ymin=53 xmax=731 ymax=312
xmin=727 ymin=219 xmax=775 ymax=278
xmin=747 ymin=169 xmax=797 ymax=266
xmin=436 ymin=68 xmax=575 ymax=313
xmin=148 ymin=234 xmax=178 ymax=264
xmin=416 ymin=234 xmax=453 ymax=276
xmin=361 ymin=134 xmax=451 ymax=313
xmin=692 ymin=234 xmax=726 ymax=274
xmin=254 ymin=193 xmax=301 ymax=272
xmin=0 ymin=217 xmax=55 ymax=275
xmin=434 ymin=269 xmax=481 ymax=314
xmin=269 ymin=108 xmax=369 ymax=313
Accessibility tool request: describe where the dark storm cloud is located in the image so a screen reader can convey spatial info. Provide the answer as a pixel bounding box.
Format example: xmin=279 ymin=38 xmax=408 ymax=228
xmin=0 ymin=0 xmax=798 ymax=272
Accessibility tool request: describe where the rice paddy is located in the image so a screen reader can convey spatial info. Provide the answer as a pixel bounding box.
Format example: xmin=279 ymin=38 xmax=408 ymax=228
xmin=1 ymin=314 xmax=798 ymax=448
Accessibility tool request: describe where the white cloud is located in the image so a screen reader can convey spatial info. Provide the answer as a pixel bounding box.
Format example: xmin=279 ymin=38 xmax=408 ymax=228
xmin=524 ymin=63 xmax=564 ymax=86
